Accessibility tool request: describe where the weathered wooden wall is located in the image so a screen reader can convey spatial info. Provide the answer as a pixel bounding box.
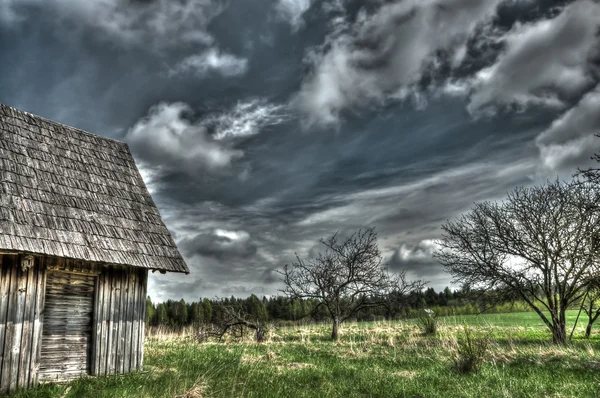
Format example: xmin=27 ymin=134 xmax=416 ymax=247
xmin=0 ymin=254 xmax=148 ymax=393
xmin=92 ymin=266 xmax=147 ymax=377
xmin=0 ymin=254 xmax=46 ymax=393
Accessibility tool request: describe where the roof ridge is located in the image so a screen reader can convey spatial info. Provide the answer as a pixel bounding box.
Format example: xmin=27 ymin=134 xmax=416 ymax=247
xmin=0 ymin=102 xmax=129 ymax=147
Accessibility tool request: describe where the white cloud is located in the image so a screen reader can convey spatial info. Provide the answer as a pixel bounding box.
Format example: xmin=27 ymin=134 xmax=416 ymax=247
xmin=537 ymin=84 xmax=600 ymax=146
xmin=536 ymin=84 xmax=600 ymax=172
xmin=293 ymin=0 xmax=504 ymax=126
xmin=126 ymin=99 xmax=287 ymax=174
xmin=170 ymin=49 xmax=248 ymax=78
xmin=394 ymin=240 xmax=440 ymax=264
xmin=292 ymin=0 xmax=600 ymax=126
xmin=126 ymin=102 xmax=243 ymax=172
xmin=297 ymin=157 xmax=536 ymax=228
xmin=214 ymin=229 xmax=250 ymax=242
xmin=538 ymin=135 xmax=597 ymax=173
xmin=464 ymin=0 xmax=600 ymax=115
xmin=210 ymin=99 xmax=289 ymax=140
xmin=136 ymin=162 xmax=161 ymax=196
xmin=275 ymin=0 xmax=313 ymax=31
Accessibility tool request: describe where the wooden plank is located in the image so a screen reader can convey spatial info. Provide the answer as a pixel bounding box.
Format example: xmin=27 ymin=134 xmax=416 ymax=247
xmin=17 ymin=263 xmax=36 ymax=388
xmin=98 ymin=271 xmax=110 ymax=376
xmin=8 ymin=261 xmax=28 ymax=392
xmin=108 ymin=269 xmax=122 ymax=375
xmin=38 ymin=369 xmax=88 ymax=383
xmin=38 ymin=336 xmax=90 ymax=344
xmin=103 ymin=271 xmax=112 ymax=376
xmin=138 ymin=269 xmax=147 ymax=370
xmin=91 ymin=272 xmax=101 ymax=376
xmin=1 ymin=259 xmax=18 ymax=390
xmin=106 ymin=271 xmax=114 ymax=375
xmin=116 ymin=269 xmax=127 ymax=374
xmin=0 ymin=256 xmax=9 ymax=392
xmin=37 ymin=341 xmax=90 ymax=351
xmin=117 ymin=269 xmax=125 ymax=373
xmin=40 ymin=348 xmax=91 ymax=358
xmin=108 ymin=270 xmax=118 ymax=375
xmin=130 ymin=269 xmax=139 ymax=371
xmin=26 ymin=262 xmax=41 ymax=388
xmin=0 ymin=255 xmax=10 ymax=392
xmin=30 ymin=258 xmax=47 ymax=387
xmin=123 ymin=268 xmax=134 ymax=373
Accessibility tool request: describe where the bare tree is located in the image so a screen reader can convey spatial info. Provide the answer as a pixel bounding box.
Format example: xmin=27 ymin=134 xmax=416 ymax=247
xmin=211 ymin=300 xmax=269 ymax=343
xmin=435 ymin=180 xmax=600 ymax=344
xmin=381 ymin=269 xmax=426 ymax=320
xmin=279 ymin=227 xmax=424 ymax=340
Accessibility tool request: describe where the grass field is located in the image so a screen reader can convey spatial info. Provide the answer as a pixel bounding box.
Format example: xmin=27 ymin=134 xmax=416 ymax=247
xmin=4 ymin=311 xmax=600 ymax=398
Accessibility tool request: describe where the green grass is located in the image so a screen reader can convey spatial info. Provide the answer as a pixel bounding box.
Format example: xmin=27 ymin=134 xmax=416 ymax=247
xmin=4 ymin=311 xmax=600 ymax=398
xmin=437 ymin=310 xmax=587 ymax=328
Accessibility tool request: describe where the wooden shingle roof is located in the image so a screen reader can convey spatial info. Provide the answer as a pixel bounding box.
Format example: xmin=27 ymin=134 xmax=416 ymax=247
xmin=0 ymin=103 xmax=189 ymax=273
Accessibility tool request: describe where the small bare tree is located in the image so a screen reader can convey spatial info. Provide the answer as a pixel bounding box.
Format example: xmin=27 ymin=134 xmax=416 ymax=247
xmin=381 ymin=269 xmax=426 ymax=320
xmin=211 ymin=300 xmax=268 ymax=343
xmin=435 ymin=180 xmax=600 ymax=344
xmin=280 ymin=227 xmax=424 ymax=340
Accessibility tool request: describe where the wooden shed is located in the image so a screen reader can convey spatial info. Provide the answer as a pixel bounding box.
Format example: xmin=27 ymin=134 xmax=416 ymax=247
xmin=0 ymin=103 xmax=189 ymax=393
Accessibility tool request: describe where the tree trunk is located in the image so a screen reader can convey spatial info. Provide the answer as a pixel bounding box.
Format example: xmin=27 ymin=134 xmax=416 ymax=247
xmin=256 ymin=326 xmax=265 ymax=343
xmin=331 ymin=317 xmax=340 ymax=340
xmin=552 ymin=321 xmax=566 ymax=344
xmin=585 ymin=311 xmax=600 ymax=338
xmin=585 ymin=322 xmax=592 ymax=338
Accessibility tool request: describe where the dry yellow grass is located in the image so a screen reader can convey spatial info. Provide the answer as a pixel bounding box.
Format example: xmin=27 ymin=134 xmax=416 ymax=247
xmin=174 ymin=382 xmax=207 ymax=398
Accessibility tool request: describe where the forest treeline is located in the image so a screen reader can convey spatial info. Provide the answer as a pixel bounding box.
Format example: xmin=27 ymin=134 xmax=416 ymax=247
xmin=145 ymin=286 xmax=534 ymax=328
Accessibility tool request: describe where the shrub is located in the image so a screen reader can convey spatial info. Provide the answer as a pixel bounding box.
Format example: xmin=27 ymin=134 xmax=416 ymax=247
xmin=417 ymin=310 xmax=437 ymax=335
xmin=453 ymin=326 xmax=491 ymax=373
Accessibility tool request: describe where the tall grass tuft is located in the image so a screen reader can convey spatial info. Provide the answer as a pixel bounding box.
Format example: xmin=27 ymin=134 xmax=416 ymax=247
xmin=417 ymin=311 xmax=438 ymax=336
xmin=453 ymin=326 xmax=490 ymax=373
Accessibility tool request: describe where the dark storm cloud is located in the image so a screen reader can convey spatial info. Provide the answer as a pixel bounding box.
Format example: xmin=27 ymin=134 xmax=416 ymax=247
xmin=179 ymin=230 xmax=258 ymax=260
xmin=261 ymin=267 xmax=280 ymax=285
xmin=3 ymin=0 xmax=600 ymax=301
xmin=385 ymin=242 xmax=446 ymax=288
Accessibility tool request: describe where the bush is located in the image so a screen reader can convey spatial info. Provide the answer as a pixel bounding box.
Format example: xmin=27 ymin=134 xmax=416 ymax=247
xmin=453 ymin=326 xmax=491 ymax=373
xmin=417 ymin=310 xmax=437 ymax=335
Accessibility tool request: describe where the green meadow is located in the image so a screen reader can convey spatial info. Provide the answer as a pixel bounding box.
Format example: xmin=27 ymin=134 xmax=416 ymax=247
xmin=5 ymin=311 xmax=600 ymax=398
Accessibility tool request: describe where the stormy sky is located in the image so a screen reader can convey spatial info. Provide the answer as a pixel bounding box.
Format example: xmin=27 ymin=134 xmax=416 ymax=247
xmin=1 ymin=0 xmax=600 ymax=302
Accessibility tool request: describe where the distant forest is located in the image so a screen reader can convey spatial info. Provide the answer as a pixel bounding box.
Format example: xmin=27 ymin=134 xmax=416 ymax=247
xmin=146 ymin=286 xmax=534 ymax=328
